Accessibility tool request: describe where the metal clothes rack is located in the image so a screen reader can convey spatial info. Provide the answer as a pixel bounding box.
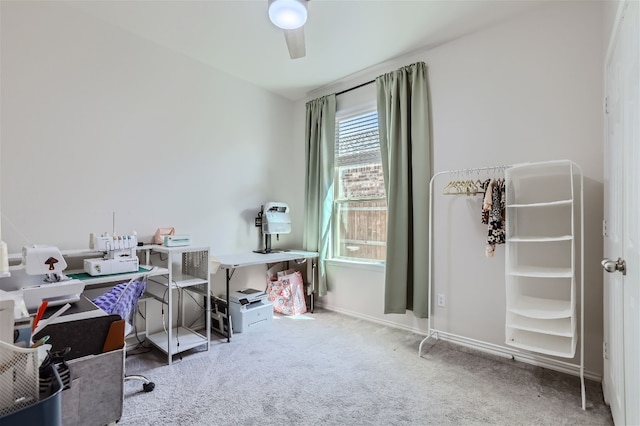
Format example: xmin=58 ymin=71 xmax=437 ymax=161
xmin=418 ymin=161 xmax=586 ymax=410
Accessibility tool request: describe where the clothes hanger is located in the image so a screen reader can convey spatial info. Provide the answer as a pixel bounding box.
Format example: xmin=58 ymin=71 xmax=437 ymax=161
xmin=442 ymin=180 xmax=455 ymax=194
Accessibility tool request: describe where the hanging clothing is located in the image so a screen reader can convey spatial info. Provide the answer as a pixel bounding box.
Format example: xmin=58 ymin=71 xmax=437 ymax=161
xmin=481 ymin=179 xmax=493 ymax=225
xmin=482 ymin=178 xmax=506 ymax=257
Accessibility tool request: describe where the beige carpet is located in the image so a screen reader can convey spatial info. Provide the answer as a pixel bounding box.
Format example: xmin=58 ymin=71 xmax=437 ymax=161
xmin=119 ymin=309 xmax=613 ymax=425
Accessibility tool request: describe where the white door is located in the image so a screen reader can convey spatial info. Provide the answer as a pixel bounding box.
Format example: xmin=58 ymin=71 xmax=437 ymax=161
xmin=603 ymin=1 xmax=639 ymax=425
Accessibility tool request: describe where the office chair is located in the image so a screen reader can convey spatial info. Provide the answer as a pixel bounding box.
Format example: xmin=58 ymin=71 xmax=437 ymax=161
xmin=92 ymin=277 xmax=155 ymax=392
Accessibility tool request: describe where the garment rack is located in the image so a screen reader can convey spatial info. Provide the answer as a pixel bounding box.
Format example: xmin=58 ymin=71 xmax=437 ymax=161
xmin=418 ymin=161 xmax=585 ymax=410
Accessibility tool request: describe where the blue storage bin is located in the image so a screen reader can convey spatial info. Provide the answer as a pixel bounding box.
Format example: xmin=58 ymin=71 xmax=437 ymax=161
xmin=0 ymin=367 xmax=63 ymax=426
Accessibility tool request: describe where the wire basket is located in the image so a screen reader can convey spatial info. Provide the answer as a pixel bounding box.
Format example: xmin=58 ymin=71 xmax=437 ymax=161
xmin=0 ymin=340 xmax=40 ymax=417
xmin=182 ymin=250 xmax=209 ymax=280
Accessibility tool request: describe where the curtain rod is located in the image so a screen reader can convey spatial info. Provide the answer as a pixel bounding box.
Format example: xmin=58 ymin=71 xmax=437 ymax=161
xmin=335 ymin=79 xmax=375 ymax=97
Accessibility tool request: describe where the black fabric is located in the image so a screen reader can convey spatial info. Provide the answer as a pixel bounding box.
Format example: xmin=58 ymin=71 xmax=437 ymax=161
xmin=33 ymin=314 xmax=121 ymax=361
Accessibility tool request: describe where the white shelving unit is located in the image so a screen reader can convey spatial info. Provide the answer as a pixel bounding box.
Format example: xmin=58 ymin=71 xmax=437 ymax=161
xmin=144 ymin=245 xmax=211 ymax=365
xmin=504 ymin=160 xmax=584 ymax=408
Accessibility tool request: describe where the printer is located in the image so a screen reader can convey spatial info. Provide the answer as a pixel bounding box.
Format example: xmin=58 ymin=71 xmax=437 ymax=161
xmin=229 ymin=288 xmax=273 ymax=333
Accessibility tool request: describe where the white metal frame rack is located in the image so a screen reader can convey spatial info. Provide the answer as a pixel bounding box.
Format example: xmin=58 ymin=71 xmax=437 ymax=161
xmin=418 ymin=160 xmax=585 ymax=410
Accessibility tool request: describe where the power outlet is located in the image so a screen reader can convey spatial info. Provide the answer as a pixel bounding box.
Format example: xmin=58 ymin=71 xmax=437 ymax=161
xmin=437 ymin=293 xmax=446 ymax=307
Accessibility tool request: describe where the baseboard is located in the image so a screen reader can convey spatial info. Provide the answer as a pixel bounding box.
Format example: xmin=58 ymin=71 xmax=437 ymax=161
xmin=317 ymin=302 xmax=601 ymax=383
xmin=315 ymin=302 xmax=429 ymax=334
xmin=425 ymin=329 xmax=601 ymax=382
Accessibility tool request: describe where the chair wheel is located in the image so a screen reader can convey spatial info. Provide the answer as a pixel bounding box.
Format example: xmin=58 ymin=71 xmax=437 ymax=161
xmin=143 ymin=382 xmax=155 ymax=392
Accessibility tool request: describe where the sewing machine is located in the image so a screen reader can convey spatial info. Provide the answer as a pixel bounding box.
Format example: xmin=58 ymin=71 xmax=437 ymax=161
xmin=19 ymin=245 xmax=85 ymax=310
xmin=254 ymin=202 xmax=291 ymax=253
xmin=84 ymin=233 xmax=139 ymax=276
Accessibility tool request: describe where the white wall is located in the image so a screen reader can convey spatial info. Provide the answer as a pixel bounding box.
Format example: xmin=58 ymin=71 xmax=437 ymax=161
xmin=304 ymin=1 xmax=605 ymax=377
xmin=0 ymin=2 xmax=302 ymax=295
xmin=0 ymin=0 xmax=608 ymax=377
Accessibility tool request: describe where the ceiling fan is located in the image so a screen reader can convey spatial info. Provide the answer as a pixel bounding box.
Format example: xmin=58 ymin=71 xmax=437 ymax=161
xmin=268 ymin=0 xmax=308 ymax=59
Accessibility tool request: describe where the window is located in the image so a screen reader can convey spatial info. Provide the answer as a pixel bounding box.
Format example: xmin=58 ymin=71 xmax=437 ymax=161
xmin=333 ymin=107 xmax=387 ymax=262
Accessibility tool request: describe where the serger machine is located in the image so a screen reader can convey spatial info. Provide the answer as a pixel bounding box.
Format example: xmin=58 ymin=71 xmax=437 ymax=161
xmin=84 ymin=233 xmax=139 ymax=276
xmin=254 ymin=202 xmax=291 ymax=253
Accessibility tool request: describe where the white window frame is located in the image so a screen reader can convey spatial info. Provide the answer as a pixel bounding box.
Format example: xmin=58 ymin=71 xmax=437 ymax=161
xmin=332 ymin=102 xmax=387 ymax=263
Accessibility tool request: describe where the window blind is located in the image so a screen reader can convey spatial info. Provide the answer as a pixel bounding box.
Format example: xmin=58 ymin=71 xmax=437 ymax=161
xmin=335 ymin=110 xmax=380 ymax=167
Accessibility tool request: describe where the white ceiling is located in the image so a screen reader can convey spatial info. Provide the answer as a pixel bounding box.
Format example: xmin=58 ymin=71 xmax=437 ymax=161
xmin=69 ymin=0 xmax=549 ymax=101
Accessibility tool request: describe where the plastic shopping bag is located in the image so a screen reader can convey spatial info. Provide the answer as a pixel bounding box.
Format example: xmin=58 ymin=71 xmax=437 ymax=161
xmin=266 ymin=269 xmax=307 ymax=316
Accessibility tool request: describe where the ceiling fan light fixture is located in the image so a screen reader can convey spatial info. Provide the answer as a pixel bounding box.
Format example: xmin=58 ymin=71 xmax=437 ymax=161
xmin=268 ymin=0 xmax=307 ymax=30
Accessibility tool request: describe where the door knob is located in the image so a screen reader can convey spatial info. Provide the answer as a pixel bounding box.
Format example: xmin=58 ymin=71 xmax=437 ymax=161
xmin=601 ymin=257 xmax=626 ymax=276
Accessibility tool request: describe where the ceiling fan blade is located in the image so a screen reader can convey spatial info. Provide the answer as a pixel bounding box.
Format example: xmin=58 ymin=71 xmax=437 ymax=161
xmin=283 ymin=27 xmax=306 ymax=59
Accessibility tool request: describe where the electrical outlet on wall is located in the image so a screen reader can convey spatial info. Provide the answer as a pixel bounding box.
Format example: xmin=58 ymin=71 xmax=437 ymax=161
xmin=437 ymin=293 xmax=446 ymax=307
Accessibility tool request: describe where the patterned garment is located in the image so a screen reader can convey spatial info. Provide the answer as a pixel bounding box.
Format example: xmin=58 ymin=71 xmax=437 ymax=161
xmin=93 ymin=278 xmax=147 ymax=320
xmin=483 ymin=178 xmax=506 ymax=257
xmin=481 ymin=178 xmax=493 ymax=224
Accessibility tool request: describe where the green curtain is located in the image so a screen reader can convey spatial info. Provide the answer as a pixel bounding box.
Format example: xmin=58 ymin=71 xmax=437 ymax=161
xmin=376 ymin=62 xmax=432 ymax=318
xmin=303 ymin=94 xmax=336 ymax=297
